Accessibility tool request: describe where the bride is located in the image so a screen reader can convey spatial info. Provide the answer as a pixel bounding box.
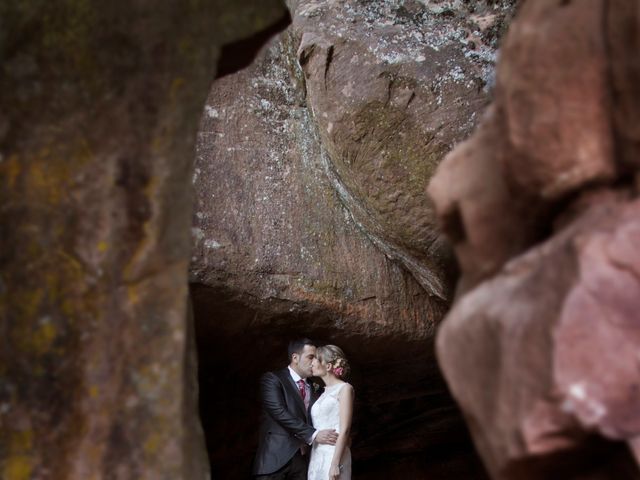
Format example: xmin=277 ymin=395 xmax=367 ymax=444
xmin=308 ymin=345 xmax=354 ymax=480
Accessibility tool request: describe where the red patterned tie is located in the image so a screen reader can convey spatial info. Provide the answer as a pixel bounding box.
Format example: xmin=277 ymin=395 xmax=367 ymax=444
xmin=297 ymin=379 xmax=306 ymax=403
xmin=296 ymin=380 xmax=309 ymax=455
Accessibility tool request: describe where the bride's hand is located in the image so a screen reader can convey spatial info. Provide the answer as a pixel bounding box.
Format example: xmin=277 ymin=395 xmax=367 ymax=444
xmin=329 ymin=464 xmax=341 ymax=479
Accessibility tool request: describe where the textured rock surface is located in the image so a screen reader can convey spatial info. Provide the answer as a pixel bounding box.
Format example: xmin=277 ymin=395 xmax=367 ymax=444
xmin=290 ymin=0 xmax=518 ymax=298
xmin=190 ymin=0 xmax=517 ymax=478
xmin=0 ymin=1 xmax=288 ymax=479
xmin=192 ymin=37 xmax=445 ymax=348
xmin=191 ymin=37 xmax=464 ymax=479
xmin=430 ymin=1 xmax=640 ymax=479
xmin=429 ymin=0 xmax=620 ymax=291
xmin=438 ymin=194 xmax=640 ymax=480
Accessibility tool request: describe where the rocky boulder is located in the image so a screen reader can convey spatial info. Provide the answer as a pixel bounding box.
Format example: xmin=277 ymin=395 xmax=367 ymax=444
xmin=0 ymin=1 xmax=289 ymax=478
xmin=290 ymin=0 xmax=518 ymax=298
xmin=429 ymin=0 xmax=623 ymax=291
xmin=430 ymin=1 xmax=640 ymax=478
xmin=191 ymin=36 xmax=462 ymax=479
xmin=437 ymin=192 xmax=640 ymax=480
xmin=190 ymin=0 xmax=518 ymax=478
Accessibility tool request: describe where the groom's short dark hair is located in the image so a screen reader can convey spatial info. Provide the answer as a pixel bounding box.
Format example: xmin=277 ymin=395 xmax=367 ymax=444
xmin=288 ymin=338 xmax=315 ymax=362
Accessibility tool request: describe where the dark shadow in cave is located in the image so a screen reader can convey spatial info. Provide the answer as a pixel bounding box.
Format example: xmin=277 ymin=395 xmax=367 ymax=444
xmin=215 ymin=9 xmax=292 ymax=80
xmin=190 ymin=282 xmax=490 ymax=479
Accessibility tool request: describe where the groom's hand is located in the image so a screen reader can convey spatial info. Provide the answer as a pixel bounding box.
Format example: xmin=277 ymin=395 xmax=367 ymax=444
xmin=315 ymin=429 xmax=338 ymax=445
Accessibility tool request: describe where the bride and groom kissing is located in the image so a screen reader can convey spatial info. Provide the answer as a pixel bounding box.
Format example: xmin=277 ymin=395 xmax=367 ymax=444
xmin=253 ymin=338 xmax=354 ymax=480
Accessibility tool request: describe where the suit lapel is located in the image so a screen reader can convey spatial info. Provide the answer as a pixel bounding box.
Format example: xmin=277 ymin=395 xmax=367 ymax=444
xmin=278 ymin=368 xmax=307 ymax=418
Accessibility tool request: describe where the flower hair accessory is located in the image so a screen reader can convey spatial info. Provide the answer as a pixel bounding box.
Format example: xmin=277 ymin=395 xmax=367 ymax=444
xmin=333 ymin=366 xmax=344 ymax=377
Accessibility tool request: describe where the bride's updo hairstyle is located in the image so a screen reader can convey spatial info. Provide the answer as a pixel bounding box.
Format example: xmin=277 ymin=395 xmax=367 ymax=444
xmin=317 ymin=345 xmax=350 ymax=379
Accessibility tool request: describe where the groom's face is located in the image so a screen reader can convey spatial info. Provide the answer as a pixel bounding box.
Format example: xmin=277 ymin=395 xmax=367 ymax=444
xmin=294 ymin=344 xmax=316 ymax=378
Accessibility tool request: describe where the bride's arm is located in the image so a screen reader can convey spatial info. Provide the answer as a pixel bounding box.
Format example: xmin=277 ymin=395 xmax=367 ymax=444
xmin=329 ymin=384 xmax=354 ymax=479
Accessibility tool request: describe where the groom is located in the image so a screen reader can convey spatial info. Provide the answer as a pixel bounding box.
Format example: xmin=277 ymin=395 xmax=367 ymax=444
xmin=253 ymin=338 xmax=338 ymax=479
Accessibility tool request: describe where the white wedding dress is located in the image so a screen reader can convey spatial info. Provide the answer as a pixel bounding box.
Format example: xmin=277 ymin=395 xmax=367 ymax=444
xmin=308 ymin=382 xmax=352 ymax=480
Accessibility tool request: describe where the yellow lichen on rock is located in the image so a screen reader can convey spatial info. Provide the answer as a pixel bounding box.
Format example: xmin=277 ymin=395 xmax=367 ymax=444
xmin=3 ymin=430 xmax=34 ymax=480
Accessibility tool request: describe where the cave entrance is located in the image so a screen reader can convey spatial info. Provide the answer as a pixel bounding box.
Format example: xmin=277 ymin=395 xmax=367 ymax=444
xmin=188 ymin=4 xmax=488 ymax=477
xmin=190 ymin=283 xmax=489 ymax=479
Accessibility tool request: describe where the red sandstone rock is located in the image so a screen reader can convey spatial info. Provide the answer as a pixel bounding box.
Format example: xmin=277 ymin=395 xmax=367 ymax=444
xmin=608 ymin=2 xmax=640 ymax=171
xmin=429 ymin=0 xmax=622 ymax=290
xmin=431 ymin=0 xmax=640 ymax=478
xmin=190 ymin=2 xmax=518 ymax=476
xmin=0 ymin=1 xmax=289 ymax=478
xmin=436 ymin=195 xmax=640 ymax=479
xmin=191 ymin=0 xmax=518 ymax=370
xmin=191 ymin=37 xmax=462 ymax=477
xmin=291 ymin=0 xmax=517 ymax=299
xmin=192 ymin=38 xmax=444 ymax=342
xmin=427 ymin=106 xmax=531 ymax=291
xmin=499 ymin=0 xmax=616 ymax=200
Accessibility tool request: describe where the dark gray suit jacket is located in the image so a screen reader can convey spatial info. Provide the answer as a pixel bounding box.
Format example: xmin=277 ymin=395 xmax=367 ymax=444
xmin=253 ymin=368 xmax=321 ymax=476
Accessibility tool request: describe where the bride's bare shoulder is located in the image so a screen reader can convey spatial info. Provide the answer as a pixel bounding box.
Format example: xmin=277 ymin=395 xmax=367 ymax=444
xmin=339 ymin=382 xmax=354 ymax=396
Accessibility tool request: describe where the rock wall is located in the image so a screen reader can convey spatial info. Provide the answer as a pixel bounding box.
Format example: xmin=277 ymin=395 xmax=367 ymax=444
xmin=191 ymin=0 xmax=516 ymax=478
xmin=430 ymin=1 xmax=640 ymax=479
xmin=289 ymin=0 xmax=518 ymax=299
xmin=0 ymin=1 xmax=288 ymax=479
